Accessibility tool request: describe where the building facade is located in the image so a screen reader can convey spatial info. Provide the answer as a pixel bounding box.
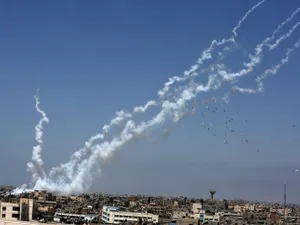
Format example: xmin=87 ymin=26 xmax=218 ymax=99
xmin=0 ymin=199 xmax=34 ymax=222
xmin=102 ymin=206 xmax=159 ymax=224
xmin=0 ymin=202 xmax=20 ymax=221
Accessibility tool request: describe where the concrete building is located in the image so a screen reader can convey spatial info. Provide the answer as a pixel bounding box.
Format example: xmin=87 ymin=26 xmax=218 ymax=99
xmin=191 ymin=203 xmax=202 ymax=214
xmin=53 ymin=212 xmax=98 ymax=223
xmin=198 ymin=211 xmax=220 ymax=223
xmin=19 ymin=199 xmax=34 ymax=221
xmin=0 ymin=202 xmax=20 ymax=221
xmin=102 ymin=206 xmax=159 ymax=224
xmin=0 ymin=199 xmax=34 ymax=222
xmin=0 ymin=220 xmax=58 ymax=225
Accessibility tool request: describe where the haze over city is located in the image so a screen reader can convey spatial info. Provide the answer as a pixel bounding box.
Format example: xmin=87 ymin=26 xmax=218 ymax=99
xmin=0 ymin=0 xmax=300 ymax=203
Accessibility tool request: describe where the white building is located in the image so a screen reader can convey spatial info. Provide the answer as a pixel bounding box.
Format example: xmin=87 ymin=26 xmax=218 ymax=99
xmin=54 ymin=212 xmax=98 ymax=223
xmin=191 ymin=203 xmax=202 ymax=214
xmin=0 ymin=220 xmax=58 ymax=225
xmin=0 ymin=202 xmax=20 ymax=221
xmin=190 ymin=203 xmax=203 ymax=219
xmin=198 ymin=211 xmax=220 ymax=223
xmin=102 ymin=206 xmax=159 ymax=224
xmin=0 ymin=199 xmax=34 ymax=222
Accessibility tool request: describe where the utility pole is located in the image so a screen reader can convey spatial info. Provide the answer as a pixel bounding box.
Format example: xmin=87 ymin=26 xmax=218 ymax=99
xmin=284 ymin=181 xmax=287 ymax=224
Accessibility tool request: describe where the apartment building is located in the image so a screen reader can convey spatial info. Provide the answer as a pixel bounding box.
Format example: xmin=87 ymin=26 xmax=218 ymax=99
xmin=0 ymin=202 xmax=20 ymax=221
xmin=102 ymin=206 xmax=159 ymax=224
xmin=0 ymin=199 xmax=34 ymax=221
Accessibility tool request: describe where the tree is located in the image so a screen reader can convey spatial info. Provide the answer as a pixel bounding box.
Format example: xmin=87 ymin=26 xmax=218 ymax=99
xmin=124 ymin=201 xmax=130 ymax=207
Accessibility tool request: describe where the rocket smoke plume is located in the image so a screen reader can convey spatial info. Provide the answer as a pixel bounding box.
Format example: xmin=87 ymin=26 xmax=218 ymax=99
xmin=13 ymin=1 xmax=300 ymax=195
xmin=26 ymin=89 xmax=49 ymax=184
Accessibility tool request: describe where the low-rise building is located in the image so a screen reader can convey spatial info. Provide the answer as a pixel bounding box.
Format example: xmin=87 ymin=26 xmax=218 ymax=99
xmin=102 ymin=206 xmax=159 ymax=224
xmin=53 ymin=212 xmax=98 ymax=223
xmin=0 ymin=202 xmax=20 ymax=221
xmin=199 ymin=211 xmax=220 ymax=223
xmin=0 ymin=199 xmax=34 ymax=222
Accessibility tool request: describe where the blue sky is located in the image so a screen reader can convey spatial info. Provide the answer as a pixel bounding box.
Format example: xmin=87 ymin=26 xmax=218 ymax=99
xmin=1 ymin=0 xmax=300 ymax=203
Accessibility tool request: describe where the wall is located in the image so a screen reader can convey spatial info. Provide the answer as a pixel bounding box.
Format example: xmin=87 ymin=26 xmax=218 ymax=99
xmin=0 ymin=220 xmax=59 ymax=225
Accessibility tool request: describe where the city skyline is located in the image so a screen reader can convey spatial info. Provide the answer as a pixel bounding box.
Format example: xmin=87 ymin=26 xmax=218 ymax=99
xmin=0 ymin=0 xmax=300 ymax=203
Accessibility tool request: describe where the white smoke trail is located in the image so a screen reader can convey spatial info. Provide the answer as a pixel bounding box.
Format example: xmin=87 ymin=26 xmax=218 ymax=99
xmin=156 ymin=0 xmax=267 ymax=99
xmin=266 ymin=8 xmax=300 ymax=45
xmin=218 ymin=18 xmax=300 ymax=82
xmin=32 ymin=75 xmax=220 ymax=194
xmin=15 ymin=1 xmax=298 ymax=195
xmin=233 ymin=38 xmax=300 ymax=94
xmin=26 ymin=89 xmax=49 ymax=183
xmin=232 ymin=0 xmax=267 ymax=37
xmin=48 ymin=110 xmax=132 ymax=180
xmin=267 ymin=21 xmax=300 ymax=50
xmin=232 ymin=86 xmax=258 ymax=94
xmin=257 ymin=38 xmax=300 ymax=92
xmin=133 ymin=100 xmax=157 ymax=113
xmin=44 ymin=0 xmax=267 ymax=179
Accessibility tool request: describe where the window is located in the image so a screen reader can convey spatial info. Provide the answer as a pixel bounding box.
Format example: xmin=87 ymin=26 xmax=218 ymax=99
xmin=2 ymin=214 xmax=5 ymax=218
xmin=12 ymin=214 xmax=19 ymax=219
xmin=13 ymin=207 xmax=20 ymax=211
xmin=2 ymin=207 xmax=6 ymax=211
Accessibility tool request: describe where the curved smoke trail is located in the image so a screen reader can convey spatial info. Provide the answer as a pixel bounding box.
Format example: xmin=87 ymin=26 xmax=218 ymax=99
xmin=13 ymin=1 xmax=300 ymax=195
xmin=233 ymin=38 xmax=300 ymax=94
xmin=26 ymin=89 xmax=49 ymax=184
xmin=33 ymin=75 xmax=220 ymax=194
xmin=43 ymin=0 xmax=268 ymax=181
xmin=217 ymin=16 xmax=300 ymax=82
xmin=156 ymin=0 xmax=267 ymax=99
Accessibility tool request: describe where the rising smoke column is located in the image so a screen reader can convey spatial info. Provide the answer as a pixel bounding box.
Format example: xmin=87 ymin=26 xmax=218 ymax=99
xmin=26 ymin=89 xmax=49 ymax=184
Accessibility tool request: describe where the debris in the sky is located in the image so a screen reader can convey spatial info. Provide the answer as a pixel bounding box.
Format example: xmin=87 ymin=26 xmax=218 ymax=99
xmin=224 ymin=140 xmax=228 ymax=144
xmin=245 ymin=139 xmax=248 ymax=144
xmin=295 ymin=169 xmax=299 ymax=172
